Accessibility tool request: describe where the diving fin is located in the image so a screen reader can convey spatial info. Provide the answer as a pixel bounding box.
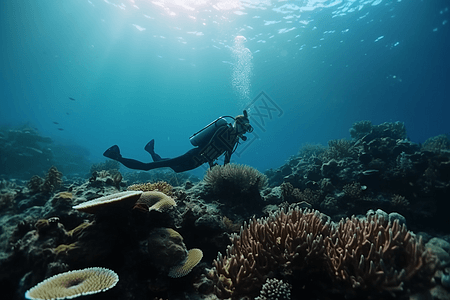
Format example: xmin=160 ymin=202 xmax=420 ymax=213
xmin=103 ymin=145 xmax=122 ymax=160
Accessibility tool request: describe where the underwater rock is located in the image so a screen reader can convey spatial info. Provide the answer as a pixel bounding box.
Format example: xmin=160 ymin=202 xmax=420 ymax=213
xmin=147 ymin=228 xmax=202 ymax=278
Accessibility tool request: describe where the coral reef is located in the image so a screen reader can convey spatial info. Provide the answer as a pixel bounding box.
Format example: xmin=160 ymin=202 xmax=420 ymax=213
xmin=0 ymin=125 xmax=53 ymax=178
xmin=265 ymin=121 xmax=450 ymax=233
xmin=0 ymin=125 xmax=91 ymax=179
xmin=0 ymin=120 xmax=449 ymax=300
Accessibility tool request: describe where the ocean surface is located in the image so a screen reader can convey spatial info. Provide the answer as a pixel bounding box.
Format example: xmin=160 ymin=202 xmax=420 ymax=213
xmin=1 ymin=0 xmax=449 ymax=178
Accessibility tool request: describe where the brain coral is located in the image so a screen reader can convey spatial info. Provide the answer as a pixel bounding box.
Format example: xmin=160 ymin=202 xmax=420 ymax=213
xmin=25 ymin=267 xmax=118 ymax=300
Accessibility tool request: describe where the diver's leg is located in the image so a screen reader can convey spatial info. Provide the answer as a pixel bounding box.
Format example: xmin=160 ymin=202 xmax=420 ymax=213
xmin=125 ymin=148 xmax=205 ymax=172
xmin=104 ymin=145 xmax=204 ymax=172
xmin=103 ymin=145 xmax=164 ymax=171
xmin=168 ymin=148 xmax=206 ymax=173
xmin=144 ymin=139 xmax=168 ymax=161
xmin=116 ymin=157 xmax=161 ymax=171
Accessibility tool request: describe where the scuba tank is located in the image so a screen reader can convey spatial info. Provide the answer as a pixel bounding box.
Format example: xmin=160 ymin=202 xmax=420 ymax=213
xmin=189 ymin=117 xmax=229 ymax=147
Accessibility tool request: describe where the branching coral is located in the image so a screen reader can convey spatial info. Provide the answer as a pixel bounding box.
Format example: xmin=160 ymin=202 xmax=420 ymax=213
xmin=390 ymin=194 xmax=410 ymax=208
xmin=27 ymin=175 xmax=44 ymax=193
xmin=210 ymin=208 xmax=331 ymax=299
xmin=211 ymin=209 xmax=437 ymax=299
xmin=204 ymin=163 xmax=268 ymax=197
xmin=342 ymin=182 xmax=364 ymax=199
xmin=320 ymin=139 xmax=357 ymax=161
xmin=41 ymin=166 xmax=62 ymax=193
xmin=27 ymin=166 xmax=62 ymax=194
xmin=325 ymin=214 xmax=437 ymax=296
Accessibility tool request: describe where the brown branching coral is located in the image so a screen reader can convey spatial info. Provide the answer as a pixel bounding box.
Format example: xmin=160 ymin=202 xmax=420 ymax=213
xmin=343 ymin=182 xmax=364 ymax=199
xmin=27 ymin=166 xmax=62 ymax=194
xmin=41 ymin=166 xmax=62 ymax=193
xmin=204 ymin=163 xmax=268 ymax=197
xmin=325 ymin=214 xmax=437 ymax=296
xmin=210 ymin=208 xmax=331 ymax=299
xmin=211 ymin=209 xmax=438 ymax=299
xmin=27 ymin=175 xmax=44 ymax=193
xmin=390 ymin=194 xmax=410 ymax=208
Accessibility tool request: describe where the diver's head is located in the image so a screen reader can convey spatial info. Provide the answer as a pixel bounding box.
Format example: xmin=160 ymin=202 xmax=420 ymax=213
xmin=234 ymin=110 xmax=253 ymax=136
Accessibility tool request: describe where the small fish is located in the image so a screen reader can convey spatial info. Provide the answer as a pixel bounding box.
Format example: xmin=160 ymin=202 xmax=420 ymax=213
xmin=69 ymin=97 xmax=76 ymax=101
xmin=57 ymin=128 xmax=64 ymax=131
xmin=53 ymin=121 xmax=59 ymax=125
xmin=66 ymin=112 xmax=70 ymax=115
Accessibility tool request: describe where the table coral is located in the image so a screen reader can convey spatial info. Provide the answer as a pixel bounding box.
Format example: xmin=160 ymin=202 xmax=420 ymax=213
xmin=72 ymin=191 xmax=143 ymax=214
xmin=24 ymin=267 xmax=118 ymax=300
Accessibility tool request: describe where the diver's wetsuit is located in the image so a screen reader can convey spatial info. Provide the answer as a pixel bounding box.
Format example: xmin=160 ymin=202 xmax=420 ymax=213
xmin=104 ymin=124 xmax=242 ymax=173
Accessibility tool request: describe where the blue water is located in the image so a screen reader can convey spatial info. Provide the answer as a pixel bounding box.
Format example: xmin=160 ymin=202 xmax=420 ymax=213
xmin=1 ymin=0 xmax=449 ymax=177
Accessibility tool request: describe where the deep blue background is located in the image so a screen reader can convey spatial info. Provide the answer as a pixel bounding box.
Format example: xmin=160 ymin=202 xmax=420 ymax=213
xmin=1 ymin=0 xmax=449 ymax=177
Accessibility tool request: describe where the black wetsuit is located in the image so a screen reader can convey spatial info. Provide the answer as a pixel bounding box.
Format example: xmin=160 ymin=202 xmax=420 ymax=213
xmin=111 ymin=124 xmax=242 ymax=173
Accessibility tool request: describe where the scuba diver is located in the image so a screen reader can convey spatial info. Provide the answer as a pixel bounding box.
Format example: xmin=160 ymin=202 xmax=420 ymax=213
xmin=103 ymin=110 xmax=253 ymax=173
